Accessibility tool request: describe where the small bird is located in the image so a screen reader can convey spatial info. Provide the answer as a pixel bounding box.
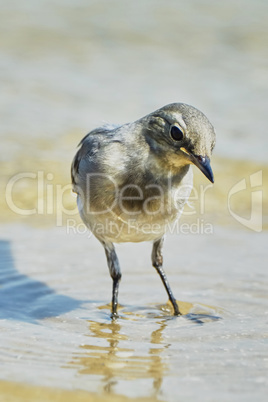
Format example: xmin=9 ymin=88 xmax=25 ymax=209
xmin=71 ymin=103 xmax=216 ymax=318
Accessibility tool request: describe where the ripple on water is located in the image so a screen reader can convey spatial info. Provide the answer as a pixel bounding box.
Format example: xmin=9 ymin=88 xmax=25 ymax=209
xmin=0 ymin=222 xmax=267 ymax=400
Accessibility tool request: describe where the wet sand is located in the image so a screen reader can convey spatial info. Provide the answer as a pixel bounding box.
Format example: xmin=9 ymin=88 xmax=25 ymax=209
xmin=0 ymin=380 xmax=157 ymax=402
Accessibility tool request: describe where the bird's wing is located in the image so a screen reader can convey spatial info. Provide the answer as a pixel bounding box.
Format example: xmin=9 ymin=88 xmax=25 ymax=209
xmin=71 ymin=124 xmax=120 ymax=192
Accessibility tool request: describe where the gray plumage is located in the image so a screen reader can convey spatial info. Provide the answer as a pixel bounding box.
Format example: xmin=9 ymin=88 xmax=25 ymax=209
xmin=71 ymin=102 xmax=216 ymax=318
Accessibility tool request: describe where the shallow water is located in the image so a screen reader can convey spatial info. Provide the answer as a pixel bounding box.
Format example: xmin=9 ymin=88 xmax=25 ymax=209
xmin=0 ymin=225 xmax=267 ymax=401
xmin=0 ymin=0 xmax=268 ymax=400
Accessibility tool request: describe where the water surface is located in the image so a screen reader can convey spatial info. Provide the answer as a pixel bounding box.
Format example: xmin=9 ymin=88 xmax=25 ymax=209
xmin=0 ymin=0 xmax=267 ymax=400
xmin=0 ymin=225 xmax=267 ymax=401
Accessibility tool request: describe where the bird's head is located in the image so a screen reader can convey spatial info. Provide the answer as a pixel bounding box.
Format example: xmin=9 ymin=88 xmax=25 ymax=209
xmin=141 ymin=103 xmax=216 ymax=183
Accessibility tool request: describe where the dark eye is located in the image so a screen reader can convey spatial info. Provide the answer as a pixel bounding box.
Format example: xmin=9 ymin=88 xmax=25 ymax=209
xmin=170 ymin=125 xmax=184 ymax=141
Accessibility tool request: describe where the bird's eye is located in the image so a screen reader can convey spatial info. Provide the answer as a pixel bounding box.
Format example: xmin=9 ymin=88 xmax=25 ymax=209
xmin=170 ymin=125 xmax=184 ymax=141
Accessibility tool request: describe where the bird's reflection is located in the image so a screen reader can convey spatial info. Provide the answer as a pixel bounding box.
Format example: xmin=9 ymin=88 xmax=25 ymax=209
xmin=69 ymin=302 xmax=221 ymax=398
xmin=70 ymin=309 xmax=170 ymax=398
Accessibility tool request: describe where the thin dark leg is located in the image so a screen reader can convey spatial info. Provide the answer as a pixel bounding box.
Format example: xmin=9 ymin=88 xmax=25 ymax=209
xmin=152 ymin=237 xmax=181 ymax=316
xmin=102 ymin=241 xmax=122 ymax=319
xmin=111 ymin=275 xmax=121 ymax=317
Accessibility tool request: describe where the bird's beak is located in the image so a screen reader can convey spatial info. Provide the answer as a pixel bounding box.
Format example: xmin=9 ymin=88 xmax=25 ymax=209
xmin=192 ymin=155 xmax=214 ymax=183
xmin=180 ymin=148 xmax=214 ymax=183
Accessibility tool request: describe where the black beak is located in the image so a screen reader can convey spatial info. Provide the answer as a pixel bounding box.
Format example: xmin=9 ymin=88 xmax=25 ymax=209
xmin=192 ymin=155 xmax=214 ymax=183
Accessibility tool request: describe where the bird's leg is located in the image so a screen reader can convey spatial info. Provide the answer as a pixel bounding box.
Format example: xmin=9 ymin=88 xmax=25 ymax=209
xmin=152 ymin=237 xmax=181 ymax=316
xmin=102 ymin=241 xmax=122 ymax=319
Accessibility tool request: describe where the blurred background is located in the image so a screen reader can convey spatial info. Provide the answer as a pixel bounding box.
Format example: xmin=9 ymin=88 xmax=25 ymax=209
xmin=1 ymin=0 xmax=267 ymax=227
xmin=0 ymin=1 xmax=267 ymax=401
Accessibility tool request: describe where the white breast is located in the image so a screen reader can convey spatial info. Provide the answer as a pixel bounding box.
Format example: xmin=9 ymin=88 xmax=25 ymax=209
xmin=77 ymin=167 xmax=193 ymax=244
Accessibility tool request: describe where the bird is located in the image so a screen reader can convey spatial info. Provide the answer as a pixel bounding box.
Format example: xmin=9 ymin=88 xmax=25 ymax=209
xmin=71 ymin=103 xmax=216 ymax=318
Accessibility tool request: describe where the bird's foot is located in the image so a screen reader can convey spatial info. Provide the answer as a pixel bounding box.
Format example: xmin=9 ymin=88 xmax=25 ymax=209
xmin=171 ymin=300 xmax=181 ymax=316
xmin=174 ymin=310 xmax=182 ymax=317
xmin=111 ymin=312 xmax=119 ymax=320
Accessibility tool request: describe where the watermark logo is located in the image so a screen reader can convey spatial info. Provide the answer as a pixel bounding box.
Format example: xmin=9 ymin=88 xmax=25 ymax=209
xmin=65 ymin=218 xmax=213 ymax=238
xmin=228 ymin=170 xmax=262 ymax=232
xmin=4 ymin=171 xmax=213 ymax=227
xmin=5 ymin=171 xmax=77 ymax=226
xmin=4 ymin=169 xmax=263 ymax=233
